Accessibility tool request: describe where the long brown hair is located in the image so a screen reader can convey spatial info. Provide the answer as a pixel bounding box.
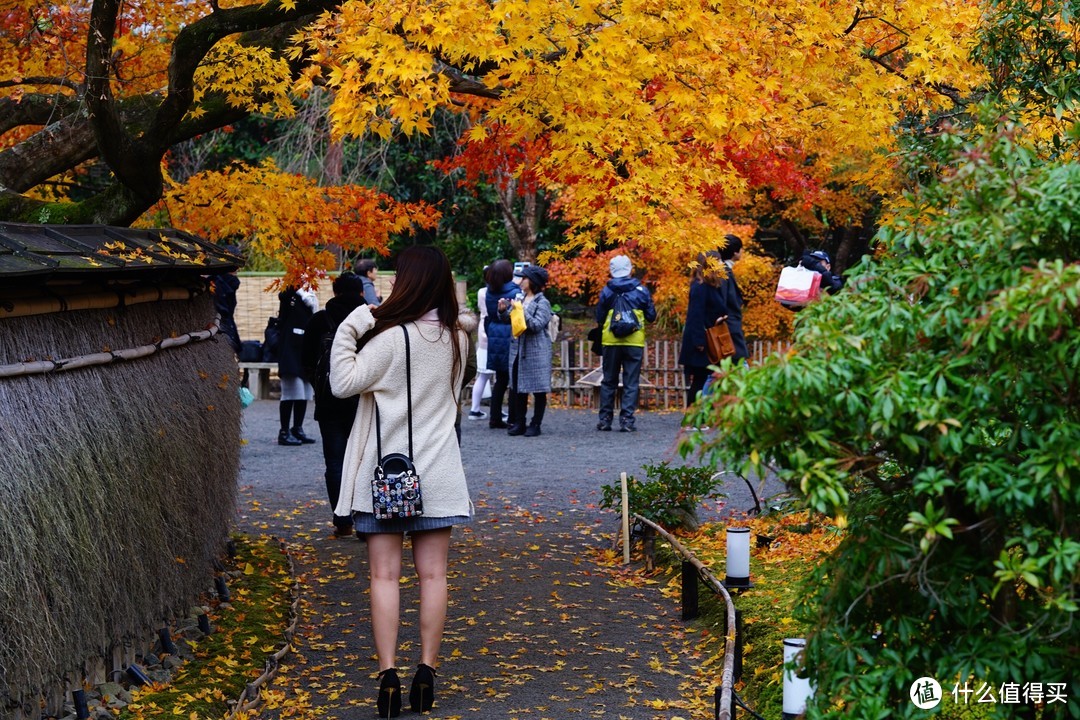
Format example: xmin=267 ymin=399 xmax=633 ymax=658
xmin=358 ymin=245 xmax=463 ymax=387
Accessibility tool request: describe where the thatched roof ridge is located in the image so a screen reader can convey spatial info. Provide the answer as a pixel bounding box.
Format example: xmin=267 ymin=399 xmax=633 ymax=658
xmin=0 ymin=223 xmax=240 ymax=283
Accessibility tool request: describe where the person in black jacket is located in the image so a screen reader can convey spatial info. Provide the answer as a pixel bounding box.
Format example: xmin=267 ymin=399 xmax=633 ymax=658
xmin=211 ymin=271 xmax=242 ymax=354
xmin=714 ymin=235 xmax=749 ymax=364
xmin=277 ymin=286 xmax=319 ymax=446
xmin=302 ymin=272 xmax=365 ymax=536
xmin=800 ymin=249 xmax=845 ymax=294
xmin=678 ymin=252 xmax=727 ymax=406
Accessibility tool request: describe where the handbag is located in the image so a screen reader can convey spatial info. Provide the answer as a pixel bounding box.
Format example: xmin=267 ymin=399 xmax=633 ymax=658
xmin=705 ymin=321 xmax=735 ymax=364
xmin=372 ymin=325 xmax=424 ymax=520
xmin=510 ymin=300 xmax=527 ymax=338
xmin=774 ymin=264 xmax=822 ymax=307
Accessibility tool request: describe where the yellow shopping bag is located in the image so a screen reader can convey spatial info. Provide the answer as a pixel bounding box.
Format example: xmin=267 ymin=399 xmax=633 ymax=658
xmin=510 ymin=300 xmax=527 ymax=337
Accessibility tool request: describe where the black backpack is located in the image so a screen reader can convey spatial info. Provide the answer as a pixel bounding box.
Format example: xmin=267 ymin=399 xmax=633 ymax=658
xmin=262 ymin=317 xmax=280 ymax=362
xmin=313 ymin=329 xmax=335 ymax=401
xmin=238 ymin=340 xmax=263 ymax=362
xmin=609 ymin=288 xmax=642 ymax=338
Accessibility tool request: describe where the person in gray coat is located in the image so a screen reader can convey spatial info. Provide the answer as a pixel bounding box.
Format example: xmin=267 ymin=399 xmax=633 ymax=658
xmin=499 ymin=264 xmax=553 ymax=437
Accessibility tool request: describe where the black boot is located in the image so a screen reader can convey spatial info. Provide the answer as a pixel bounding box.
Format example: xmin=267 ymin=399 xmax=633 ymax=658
xmin=507 ymin=391 xmax=528 ymax=435
xmin=290 ymin=426 xmax=317 ymax=444
xmin=526 ymin=394 xmax=547 ymax=437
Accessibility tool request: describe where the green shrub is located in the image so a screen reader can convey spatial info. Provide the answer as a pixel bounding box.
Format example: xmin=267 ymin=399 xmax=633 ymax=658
xmin=600 ymin=461 xmax=723 ymax=531
xmin=684 ymin=122 xmax=1080 ymax=718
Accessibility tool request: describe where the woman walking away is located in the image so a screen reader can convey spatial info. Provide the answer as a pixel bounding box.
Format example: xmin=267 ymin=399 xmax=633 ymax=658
xmin=499 ymin=264 xmax=553 ymax=437
xmin=678 ymin=251 xmax=728 ymax=406
xmin=301 ymin=271 xmax=366 ymax=537
xmin=483 ymin=259 xmax=518 ymax=429
xmin=330 ymin=246 xmax=471 ymax=718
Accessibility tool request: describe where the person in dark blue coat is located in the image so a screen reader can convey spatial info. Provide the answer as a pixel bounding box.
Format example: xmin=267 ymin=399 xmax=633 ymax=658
xmin=211 ymin=271 xmax=242 ymax=354
xmin=483 ymin=259 xmax=519 ymax=429
xmin=716 ymin=235 xmax=749 ymax=363
xmin=678 ymin=252 xmax=728 ymax=406
xmin=277 ymin=286 xmax=319 ymax=446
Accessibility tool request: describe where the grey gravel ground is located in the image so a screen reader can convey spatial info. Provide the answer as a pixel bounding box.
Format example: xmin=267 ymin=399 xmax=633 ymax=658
xmin=235 ymin=399 xmax=784 ymax=719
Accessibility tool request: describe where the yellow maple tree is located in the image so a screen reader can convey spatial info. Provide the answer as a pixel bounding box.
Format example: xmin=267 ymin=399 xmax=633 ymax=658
xmin=0 ymin=0 xmax=1002 ymax=295
xmin=300 ymin=0 xmax=988 ymax=255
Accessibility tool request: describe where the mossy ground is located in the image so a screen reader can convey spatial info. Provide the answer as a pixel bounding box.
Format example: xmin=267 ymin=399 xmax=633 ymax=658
xmin=116 ymin=535 xmax=292 ymax=719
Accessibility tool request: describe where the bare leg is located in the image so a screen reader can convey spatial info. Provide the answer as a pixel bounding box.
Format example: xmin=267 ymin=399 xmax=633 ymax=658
xmin=367 ymin=532 xmax=404 ymax=671
xmin=411 ymin=528 xmax=452 ymax=668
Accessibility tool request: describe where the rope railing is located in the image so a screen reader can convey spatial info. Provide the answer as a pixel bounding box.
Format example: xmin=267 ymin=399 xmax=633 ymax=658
xmin=631 ymin=514 xmax=738 ymax=720
xmin=0 ymin=316 xmax=222 ymax=378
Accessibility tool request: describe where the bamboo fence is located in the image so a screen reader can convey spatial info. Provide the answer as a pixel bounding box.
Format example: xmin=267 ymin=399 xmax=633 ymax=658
xmin=552 ymin=338 xmax=791 ymax=412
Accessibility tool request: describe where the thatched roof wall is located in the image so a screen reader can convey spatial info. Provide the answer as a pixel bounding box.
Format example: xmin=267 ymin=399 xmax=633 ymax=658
xmin=0 ymin=225 xmax=241 ymax=708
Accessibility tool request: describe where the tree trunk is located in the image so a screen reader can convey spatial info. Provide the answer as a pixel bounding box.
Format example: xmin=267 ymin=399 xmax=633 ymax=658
xmin=324 ymin=140 xmax=344 ymax=186
xmin=495 ymin=176 xmax=541 ymax=262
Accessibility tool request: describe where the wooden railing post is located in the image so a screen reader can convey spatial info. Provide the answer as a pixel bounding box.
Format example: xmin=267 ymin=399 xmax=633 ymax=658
xmin=566 ymin=339 xmax=576 ymax=405
xmin=681 ymin=560 xmax=699 ymax=620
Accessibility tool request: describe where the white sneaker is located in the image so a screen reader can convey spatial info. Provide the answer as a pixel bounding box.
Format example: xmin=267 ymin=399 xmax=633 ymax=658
xmin=467 ymin=410 xmax=488 ymax=420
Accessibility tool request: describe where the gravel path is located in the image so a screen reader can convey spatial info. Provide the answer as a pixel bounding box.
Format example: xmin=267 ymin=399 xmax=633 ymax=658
xmin=236 ymin=399 xmax=784 ymax=719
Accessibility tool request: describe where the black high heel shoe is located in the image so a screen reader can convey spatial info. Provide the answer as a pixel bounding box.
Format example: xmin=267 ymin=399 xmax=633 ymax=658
xmin=409 ymin=663 xmax=437 ymax=713
xmin=376 ymin=668 xmax=401 ymax=718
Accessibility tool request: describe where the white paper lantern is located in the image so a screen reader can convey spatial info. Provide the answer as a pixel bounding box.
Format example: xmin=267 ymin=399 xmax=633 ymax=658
xmin=725 ymin=526 xmax=751 ymax=588
xmin=782 ymin=638 xmax=814 ymax=718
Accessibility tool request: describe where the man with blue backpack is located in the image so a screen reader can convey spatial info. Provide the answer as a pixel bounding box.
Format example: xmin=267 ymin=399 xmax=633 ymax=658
xmin=594 ymin=254 xmax=657 ymax=432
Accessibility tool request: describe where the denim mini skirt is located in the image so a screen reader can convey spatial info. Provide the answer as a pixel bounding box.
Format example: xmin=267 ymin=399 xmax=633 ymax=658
xmin=352 ymin=512 xmax=471 ymax=535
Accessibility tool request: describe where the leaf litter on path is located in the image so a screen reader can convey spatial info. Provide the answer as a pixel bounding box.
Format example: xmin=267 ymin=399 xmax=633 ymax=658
xmin=236 ymin=488 xmax=725 ymax=720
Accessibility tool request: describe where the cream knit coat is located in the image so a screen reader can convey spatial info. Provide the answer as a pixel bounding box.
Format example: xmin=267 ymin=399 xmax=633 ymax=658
xmin=329 ymin=305 xmax=471 ymax=519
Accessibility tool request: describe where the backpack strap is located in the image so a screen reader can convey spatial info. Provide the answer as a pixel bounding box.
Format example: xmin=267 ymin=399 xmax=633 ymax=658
xmin=375 ymin=325 xmax=413 ymax=459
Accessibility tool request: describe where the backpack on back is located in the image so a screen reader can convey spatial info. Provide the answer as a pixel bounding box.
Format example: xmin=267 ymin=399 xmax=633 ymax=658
xmin=262 ymin=316 xmax=280 ymax=362
xmin=313 ymin=324 xmax=337 ymax=401
xmin=609 ymin=288 xmax=642 ymax=338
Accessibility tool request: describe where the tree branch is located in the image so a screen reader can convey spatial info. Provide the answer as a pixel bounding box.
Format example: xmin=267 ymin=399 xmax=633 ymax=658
xmin=0 ymin=76 xmax=82 ymax=92
xmin=86 ymin=0 xmax=161 ymax=203
xmin=147 ymin=0 xmax=344 ymax=149
xmin=435 ymin=61 xmax=503 ymax=100
xmin=0 ymin=93 xmax=83 ymax=136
